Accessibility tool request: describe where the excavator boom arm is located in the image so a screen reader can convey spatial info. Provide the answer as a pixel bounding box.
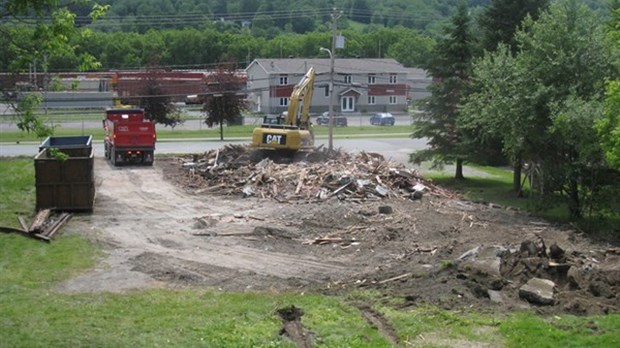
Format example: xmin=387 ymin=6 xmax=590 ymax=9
xmin=285 ymin=67 xmax=315 ymax=129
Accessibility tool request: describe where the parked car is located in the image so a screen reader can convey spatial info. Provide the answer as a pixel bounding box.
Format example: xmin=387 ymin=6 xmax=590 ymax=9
xmin=316 ymin=112 xmax=348 ymax=127
xmin=369 ymin=112 xmax=395 ymax=126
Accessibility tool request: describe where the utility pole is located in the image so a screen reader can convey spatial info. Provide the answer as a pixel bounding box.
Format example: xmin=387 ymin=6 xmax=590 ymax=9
xmin=328 ymin=7 xmax=340 ymax=152
xmin=43 ymin=54 xmax=48 ymax=118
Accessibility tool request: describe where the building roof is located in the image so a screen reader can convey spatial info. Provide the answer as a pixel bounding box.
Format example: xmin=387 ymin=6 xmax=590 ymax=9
xmin=247 ymin=58 xmax=409 ymax=75
xmin=405 ymin=68 xmax=429 ymax=79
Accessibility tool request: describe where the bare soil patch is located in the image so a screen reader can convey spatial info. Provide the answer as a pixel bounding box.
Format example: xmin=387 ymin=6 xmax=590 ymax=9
xmin=59 ymin=147 xmax=619 ymax=316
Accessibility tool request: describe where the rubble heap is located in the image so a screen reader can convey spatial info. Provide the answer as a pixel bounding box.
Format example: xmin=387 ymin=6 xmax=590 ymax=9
xmin=452 ymin=235 xmax=620 ymax=314
xmin=174 ymin=144 xmax=453 ymax=202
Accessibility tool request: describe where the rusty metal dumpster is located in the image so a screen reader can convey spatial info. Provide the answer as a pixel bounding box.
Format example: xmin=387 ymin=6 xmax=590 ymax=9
xmin=35 ymin=136 xmax=95 ymax=211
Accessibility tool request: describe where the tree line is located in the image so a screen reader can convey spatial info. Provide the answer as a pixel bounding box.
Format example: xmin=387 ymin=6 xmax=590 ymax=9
xmin=72 ymin=0 xmax=487 ymax=35
xmin=412 ymin=0 xmax=620 ymax=222
xmin=0 ymin=24 xmax=435 ymax=72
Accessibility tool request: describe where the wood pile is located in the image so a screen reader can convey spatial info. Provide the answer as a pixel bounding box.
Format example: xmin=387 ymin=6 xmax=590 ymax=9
xmin=0 ymin=209 xmax=72 ymax=242
xmin=178 ymin=144 xmax=454 ymax=202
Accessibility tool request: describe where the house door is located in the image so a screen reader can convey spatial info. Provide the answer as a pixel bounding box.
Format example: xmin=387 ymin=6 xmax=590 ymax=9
xmin=341 ymin=96 xmax=355 ymax=112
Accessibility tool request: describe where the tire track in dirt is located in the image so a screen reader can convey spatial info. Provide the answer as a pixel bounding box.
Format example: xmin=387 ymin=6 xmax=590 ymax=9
xmin=354 ymin=303 xmax=400 ymax=347
xmin=65 ymin=158 xmax=357 ymax=292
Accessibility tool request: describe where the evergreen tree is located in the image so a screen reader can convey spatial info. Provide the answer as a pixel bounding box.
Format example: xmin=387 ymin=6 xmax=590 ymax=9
xmin=213 ymin=0 xmax=228 ymax=17
xmin=349 ymin=0 xmax=372 ymax=24
xmin=410 ymin=1 xmax=473 ymax=179
xmin=479 ymin=0 xmax=550 ymax=54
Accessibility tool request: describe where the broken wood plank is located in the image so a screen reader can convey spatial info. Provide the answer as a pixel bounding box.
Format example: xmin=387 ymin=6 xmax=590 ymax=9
xmin=248 ymin=215 xmax=265 ymax=221
xmin=41 ymin=213 xmax=72 ymax=238
xmin=295 ymin=170 xmax=306 ymax=194
xmin=378 ymin=273 xmax=412 ymax=284
xmin=302 ymin=237 xmax=359 ymax=245
xmin=29 ymin=209 xmax=51 ymax=233
xmin=18 ymin=216 xmax=29 ymax=232
xmin=330 ymin=181 xmax=352 ymax=197
xmin=0 ymin=226 xmax=50 ymax=242
xmin=0 ymin=226 xmax=29 ymax=234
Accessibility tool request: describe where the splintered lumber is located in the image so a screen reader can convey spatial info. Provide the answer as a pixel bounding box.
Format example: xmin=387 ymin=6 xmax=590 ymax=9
xmin=18 ymin=216 xmax=30 ymax=232
xmin=29 ymin=209 xmax=51 ymax=233
xmin=176 ymin=145 xmax=452 ymax=202
xmin=0 ymin=226 xmax=28 ymax=234
xmin=2 ymin=210 xmax=71 ymax=242
xmin=378 ymin=273 xmax=412 ymax=284
xmin=295 ymin=170 xmax=306 ymax=194
xmin=0 ymin=225 xmax=50 ymax=242
xmin=330 ymin=181 xmax=352 ymax=197
xmin=303 ymin=237 xmax=358 ymax=245
xmin=40 ymin=213 xmax=72 ymax=238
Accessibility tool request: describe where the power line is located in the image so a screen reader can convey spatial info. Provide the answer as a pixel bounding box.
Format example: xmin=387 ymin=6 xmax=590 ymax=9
xmin=10 ymin=7 xmax=447 ymax=28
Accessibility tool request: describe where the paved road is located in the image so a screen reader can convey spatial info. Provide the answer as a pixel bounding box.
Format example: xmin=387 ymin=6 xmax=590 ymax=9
xmin=0 ymin=136 xmax=426 ymax=166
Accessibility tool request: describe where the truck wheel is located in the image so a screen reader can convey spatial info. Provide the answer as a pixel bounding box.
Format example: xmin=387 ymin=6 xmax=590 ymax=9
xmin=111 ymin=149 xmax=117 ymax=166
xmin=143 ymin=151 xmax=154 ymax=166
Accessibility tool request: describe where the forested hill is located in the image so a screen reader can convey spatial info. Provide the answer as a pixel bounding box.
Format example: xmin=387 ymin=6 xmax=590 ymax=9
xmin=66 ymin=0 xmax=610 ymax=36
xmin=73 ymin=0 xmax=491 ymax=34
xmin=0 ymin=0 xmax=611 ymax=71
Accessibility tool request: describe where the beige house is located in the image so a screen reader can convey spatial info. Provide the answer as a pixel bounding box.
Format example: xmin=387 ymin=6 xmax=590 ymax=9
xmin=245 ymin=58 xmax=429 ymax=115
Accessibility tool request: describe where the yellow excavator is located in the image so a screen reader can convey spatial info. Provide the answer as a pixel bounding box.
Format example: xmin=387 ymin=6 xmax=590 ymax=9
xmin=251 ymin=67 xmax=315 ymax=152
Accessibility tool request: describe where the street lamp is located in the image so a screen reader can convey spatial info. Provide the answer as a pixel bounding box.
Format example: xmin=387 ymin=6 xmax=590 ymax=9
xmin=320 ymin=47 xmax=335 ymax=151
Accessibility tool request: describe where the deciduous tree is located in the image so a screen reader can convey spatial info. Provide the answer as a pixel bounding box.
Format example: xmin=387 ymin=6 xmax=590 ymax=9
xmin=475 ymin=0 xmax=550 ymax=193
xmin=202 ymin=62 xmax=247 ymax=140
xmin=1 ymin=0 xmax=107 ymax=134
xmin=139 ymin=67 xmax=183 ymax=128
xmin=461 ymin=0 xmax=615 ymax=218
xmin=601 ymin=3 xmax=620 ymax=170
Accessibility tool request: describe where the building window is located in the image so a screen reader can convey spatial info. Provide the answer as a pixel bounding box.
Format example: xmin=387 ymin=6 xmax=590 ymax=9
xmin=389 ymin=74 xmax=397 ymax=84
xmin=324 ymin=86 xmax=329 ymax=97
xmin=368 ymin=75 xmax=376 ymax=84
xmin=344 ymin=75 xmax=352 ymax=84
xmin=389 ymin=96 xmax=397 ymax=104
xmin=279 ymin=75 xmax=288 ymax=85
xmin=279 ymin=97 xmax=289 ymax=106
xmin=342 ymin=96 xmax=354 ymax=111
xmin=368 ymin=96 xmax=375 ymax=105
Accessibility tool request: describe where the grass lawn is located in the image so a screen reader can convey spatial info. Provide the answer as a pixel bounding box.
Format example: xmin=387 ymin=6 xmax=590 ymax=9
xmin=424 ymin=163 xmax=620 ymax=235
xmin=0 ymin=125 xmax=413 ymax=143
xmin=1 ymin=158 xmax=618 ymax=347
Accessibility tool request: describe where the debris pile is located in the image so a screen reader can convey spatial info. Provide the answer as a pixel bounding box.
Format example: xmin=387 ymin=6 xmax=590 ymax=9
xmin=0 ymin=209 xmax=72 ymax=242
xmin=453 ymin=235 xmax=620 ymax=314
xmin=175 ymin=144 xmax=453 ymax=202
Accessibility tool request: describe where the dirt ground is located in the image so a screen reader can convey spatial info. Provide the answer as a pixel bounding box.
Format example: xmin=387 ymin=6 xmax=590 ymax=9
xmin=58 ymin=150 xmax=619 ymax=317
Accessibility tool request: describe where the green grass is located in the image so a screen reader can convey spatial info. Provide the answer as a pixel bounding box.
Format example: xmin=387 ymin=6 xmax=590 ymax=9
xmin=0 ymin=124 xmax=413 ymax=143
xmin=424 ymin=164 xmax=570 ymax=220
xmin=1 ymin=157 xmax=618 ymax=347
xmin=0 ymin=158 xmax=36 ymax=227
xmin=385 ymin=306 xmax=503 ymax=346
xmin=424 ymin=164 xmax=530 ymax=209
xmin=424 ymin=163 xmax=620 ymax=234
xmin=500 ymin=312 xmax=620 ymax=348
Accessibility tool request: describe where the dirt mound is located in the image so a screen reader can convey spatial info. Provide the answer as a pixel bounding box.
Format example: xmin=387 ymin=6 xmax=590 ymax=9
xmin=159 ymin=148 xmax=619 ymax=315
xmin=62 ymin=151 xmax=618 ymax=316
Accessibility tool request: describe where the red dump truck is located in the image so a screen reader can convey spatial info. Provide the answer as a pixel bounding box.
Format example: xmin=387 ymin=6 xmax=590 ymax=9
xmin=103 ymin=109 xmax=156 ymax=166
